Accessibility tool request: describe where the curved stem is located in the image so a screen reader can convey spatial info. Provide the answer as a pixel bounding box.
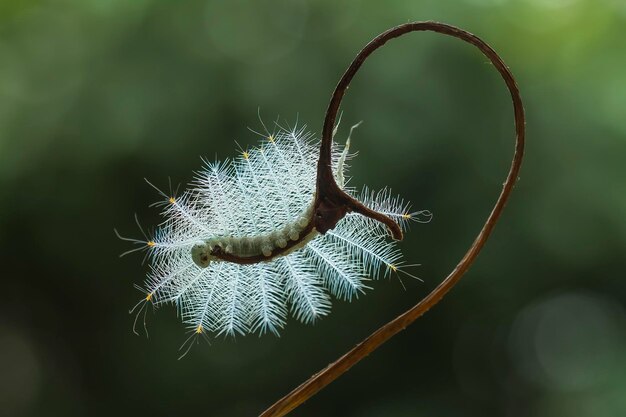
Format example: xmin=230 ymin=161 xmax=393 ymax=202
xmin=260 ymin=21 xmax=525 ymax=417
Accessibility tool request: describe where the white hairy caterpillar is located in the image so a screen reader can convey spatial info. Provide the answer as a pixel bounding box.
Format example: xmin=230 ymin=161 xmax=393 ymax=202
xmin=190 ymin=122 xmax=355 ymax=267
xmin=118 ymin=119 xmax=431 ymax=353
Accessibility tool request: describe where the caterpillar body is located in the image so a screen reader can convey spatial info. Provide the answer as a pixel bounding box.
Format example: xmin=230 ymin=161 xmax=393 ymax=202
xmin=191 ymin=201 xmax=315 ymax=266
xmin=190 ymin=128 xmax=354 ymax=267
xmin=120 ymin=120 xmax=431 ymax=341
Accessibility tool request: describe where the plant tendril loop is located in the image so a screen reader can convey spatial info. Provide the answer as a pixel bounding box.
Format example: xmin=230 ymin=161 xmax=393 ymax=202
xmin=260 ymin=20 xmax=525 ymax=417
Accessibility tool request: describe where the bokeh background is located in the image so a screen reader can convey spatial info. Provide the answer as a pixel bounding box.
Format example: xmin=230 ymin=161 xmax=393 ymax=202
xmin=1 ymin=0 xmax=625 ymax=416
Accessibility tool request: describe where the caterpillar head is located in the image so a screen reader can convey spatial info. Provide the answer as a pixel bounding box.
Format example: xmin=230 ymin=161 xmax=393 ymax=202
xmin=191 ymin=241 xmax=218 ymax=268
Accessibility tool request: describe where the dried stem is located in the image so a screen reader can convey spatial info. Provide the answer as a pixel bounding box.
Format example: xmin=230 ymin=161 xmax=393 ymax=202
xmin=259 ymin=21 xmax=525 ymax=417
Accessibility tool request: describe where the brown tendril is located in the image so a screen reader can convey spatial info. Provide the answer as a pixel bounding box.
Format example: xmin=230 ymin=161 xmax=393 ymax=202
xmin=259 ymin=21 xmax=525 ymax=417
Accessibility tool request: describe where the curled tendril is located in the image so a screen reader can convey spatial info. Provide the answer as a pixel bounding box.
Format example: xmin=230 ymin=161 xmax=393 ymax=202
xmin=259 ymin=21 xmax=525 ymax=417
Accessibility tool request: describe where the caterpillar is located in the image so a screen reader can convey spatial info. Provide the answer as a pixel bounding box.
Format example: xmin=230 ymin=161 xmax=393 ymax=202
xmin=190 ymin=123 xmax=356 ymax=267
xmin=190 ymin=199 xmax=315 ymax=267
xmin=118 ymin=118 xmax=431 ymax=346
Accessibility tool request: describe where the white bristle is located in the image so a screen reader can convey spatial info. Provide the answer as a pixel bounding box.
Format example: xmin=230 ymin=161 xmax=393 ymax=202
xmin=121 ymin=121 xmax=429 ymax=339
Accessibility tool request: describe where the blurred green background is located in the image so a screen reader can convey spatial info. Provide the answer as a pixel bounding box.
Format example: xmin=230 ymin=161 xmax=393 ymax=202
xmin=1 ymin=0 xmax=625 ymax=416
